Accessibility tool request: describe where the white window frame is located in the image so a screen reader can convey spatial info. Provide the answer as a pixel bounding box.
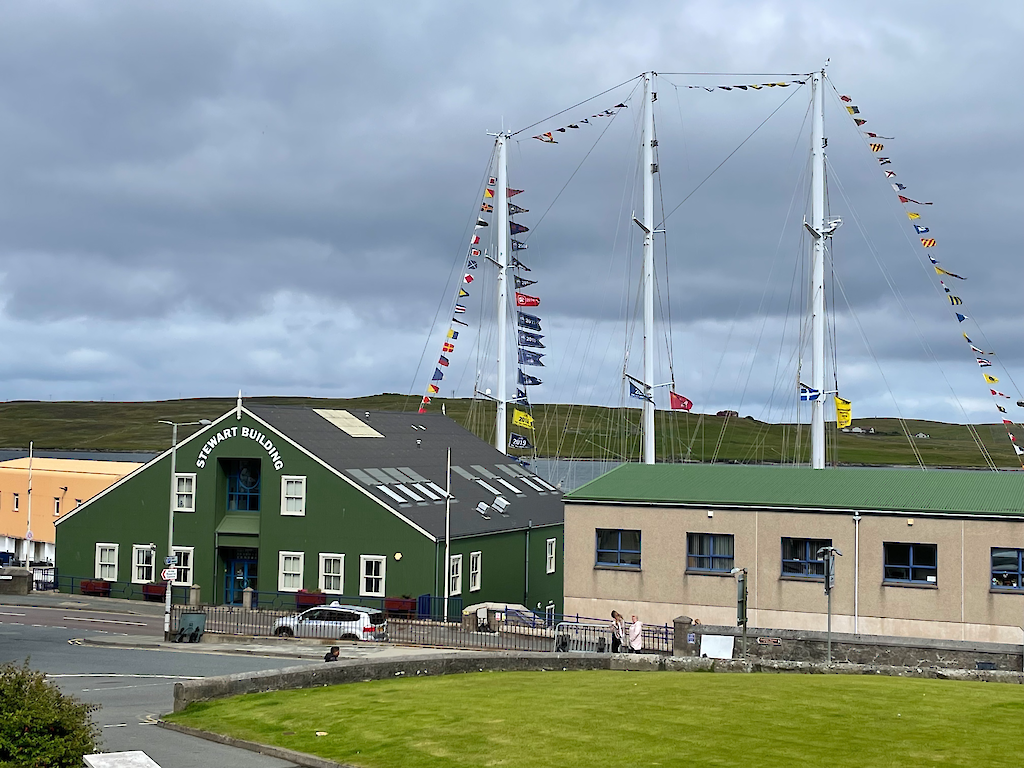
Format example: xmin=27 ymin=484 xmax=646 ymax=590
xmin=319 ymin=553 xmax=345 ymax=594
xmin=172 ymin=546 xmax=194 ymax=586
xmin=95 ymin=543 xmax=118 ymax=581
xmin=131 ymin=544 xmax=155 ymax=584
xmin=278 ymin=551 xmax=304 ymax=592
xmin=174 ymin=473 xmax=196 ymax=512
xmin=469 ymin=551 xmax=482 ymax=592
xmin=54 ymin=497 xmax=61 ymax=517
xmin=359 ymin=554 xmax=386 ymax=597
xmin=449 ymin=553 xmax=463 ymax=596
xmin=13 ymin=493 xmax=18 ymax=512
xmin=280 ymin=475 xmax=307 ymax=516
xmin=546 ymin=537 xmax=557 ymax=574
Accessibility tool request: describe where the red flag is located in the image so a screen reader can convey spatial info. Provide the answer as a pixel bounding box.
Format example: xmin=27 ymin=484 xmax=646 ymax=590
xmin=443 ymin=342 xmax=454 ymax=353
xmin=840 ymin=95 xmax=852 ymax=102
xmin=899 ymin=195 xmax=933 ymax=205
xmin=507 ymin=188 xmax=524 ymax=197
xmin=670 ymin=391 xmax=693 ymax=411
xmin=470 ymin=234 xmax=480 ymax=245
xmin=428 ymin=384 xmax=439 ymax=394
xmin=418 ymin=407 xmax=426 ymax=414
xmin=515 ymin=292 xmax=540 ymax=307
xmin=464 ymin=273 xmax=474 ymax=283
xmin=421 ymin=396 xmax=431 ymax=404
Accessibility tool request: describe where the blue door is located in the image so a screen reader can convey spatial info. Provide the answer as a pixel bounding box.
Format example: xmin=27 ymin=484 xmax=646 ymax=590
xmin=225 ymin=559 xmax=258 ymax=605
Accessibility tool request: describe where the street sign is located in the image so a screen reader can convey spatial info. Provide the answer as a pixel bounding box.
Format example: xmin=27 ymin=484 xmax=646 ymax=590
xmin=160 ymin=568 xmax=177 ymax=581
xmin=164 ymin=556 xmax=177 ymax=566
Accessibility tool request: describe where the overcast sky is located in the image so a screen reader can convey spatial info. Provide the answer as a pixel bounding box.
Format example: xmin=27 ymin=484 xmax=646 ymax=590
xmin=0 ymin=1 xmax=1020 ymax=434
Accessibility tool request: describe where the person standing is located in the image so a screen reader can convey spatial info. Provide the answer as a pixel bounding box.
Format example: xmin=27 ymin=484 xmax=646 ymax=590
xmin=629 ymin=615 xmax=643 ymax=653
xmin=610 ymin=611 xmax=625 ymax=653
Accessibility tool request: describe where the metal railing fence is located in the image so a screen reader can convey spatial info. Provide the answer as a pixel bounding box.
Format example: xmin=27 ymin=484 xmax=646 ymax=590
xmin=54 ymin=574 xmax=189 ymax=604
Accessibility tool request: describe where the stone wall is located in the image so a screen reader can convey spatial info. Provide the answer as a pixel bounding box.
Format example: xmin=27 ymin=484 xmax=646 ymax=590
xmin=674 ymin=618 xmax=1024 ymax=671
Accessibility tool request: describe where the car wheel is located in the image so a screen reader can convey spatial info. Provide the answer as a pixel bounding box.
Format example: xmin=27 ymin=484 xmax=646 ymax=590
xmin=342 ymin=633 xmax=358 ymax=641
xmin=274 ymin=627 xmax=294 ymax=638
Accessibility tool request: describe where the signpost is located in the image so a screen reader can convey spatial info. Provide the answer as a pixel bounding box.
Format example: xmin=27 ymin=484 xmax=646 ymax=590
xmin=817 ymin=546 xmax=843 ymax=664
xmin=160 ymin=568 xmax=177 ymax=582
xmin=731 ymin=567 xmax=748 ymax=658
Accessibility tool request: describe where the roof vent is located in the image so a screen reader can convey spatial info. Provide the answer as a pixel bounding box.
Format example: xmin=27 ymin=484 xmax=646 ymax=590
xmin=493 ymin=496 xmax=510 ymax=516
xmin=475 ymin=501 xmax=491 ymax=519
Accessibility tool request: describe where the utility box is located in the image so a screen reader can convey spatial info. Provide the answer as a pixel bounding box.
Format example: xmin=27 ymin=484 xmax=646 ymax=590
xmin=174 ymin=612 xmax=206 ymax=643
xmin=0 ymin=568 xmax=31 ymax=596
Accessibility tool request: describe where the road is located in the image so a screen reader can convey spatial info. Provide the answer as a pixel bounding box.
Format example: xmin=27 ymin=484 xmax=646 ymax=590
xmin=0 ymin=609 xmax=310 ymax=767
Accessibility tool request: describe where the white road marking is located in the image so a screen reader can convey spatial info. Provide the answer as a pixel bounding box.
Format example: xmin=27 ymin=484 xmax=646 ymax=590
xmin=82 ymin=682 xmax=177 ymax=692
xmin=63 ymin=616 xmax=149 ymax=627
xmin=0 ymin=611 xmax=26 ymax=616
xmin=102 ymin=724 xmax=129 ymax=729
xmin=48 ymin=673 xmax=203 ymax=680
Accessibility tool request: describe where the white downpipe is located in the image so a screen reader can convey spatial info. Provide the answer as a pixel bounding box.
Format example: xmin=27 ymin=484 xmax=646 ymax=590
xmin=495 ymin=135 xmax=509 ymax=453
xmin=853 ymin=512 xmax=861 ymax=634
xmin=810 ymin=70 xmax=827 ymax=469
xmin=25 ymin=441 xmax=33 ymax=562
xmin=443 ymin=447 xmax=451 ymax=623
xmin=642 ymin=72 xmax=656 ymax=465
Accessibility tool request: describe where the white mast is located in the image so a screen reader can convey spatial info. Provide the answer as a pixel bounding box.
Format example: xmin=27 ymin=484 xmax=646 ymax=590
xmin=495 ymin=133 xmax=509 ymax=453
xmin=810 ymin=69 xmax=827 ymax=469
xmin=642 ymin=72 xmax=656 ymax=464
xmin=25 ymin=441 xmax=33 ymax=563
xmin=443 ymin=446 xmax=451 ymax=622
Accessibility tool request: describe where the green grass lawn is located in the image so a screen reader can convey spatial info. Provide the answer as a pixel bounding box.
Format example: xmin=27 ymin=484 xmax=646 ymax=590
xmin=166 ymin=671 xmax=1024 ymax=767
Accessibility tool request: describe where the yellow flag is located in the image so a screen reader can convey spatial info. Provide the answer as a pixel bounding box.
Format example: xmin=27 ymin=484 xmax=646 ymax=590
xmin=984 ymin=374 xmax=999 ymax=384
xmin=907 ymin=211 xmax=921 ymax=220
xmin=834 ymin=396 xmax=852 ymax=429
xmin=512 ymin=409 xmax=535 ymax=430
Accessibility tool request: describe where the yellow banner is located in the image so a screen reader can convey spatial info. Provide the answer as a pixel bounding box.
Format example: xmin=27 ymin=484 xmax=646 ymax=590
xmin=512 ymin=409 xmax=535 ymax=430
xmin=835 ymin=396 xmax=852 ymax=429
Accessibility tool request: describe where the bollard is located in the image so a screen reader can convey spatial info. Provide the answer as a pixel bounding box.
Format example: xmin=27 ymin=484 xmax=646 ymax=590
xmin=242 ymin=586 xmax=254 ymax=610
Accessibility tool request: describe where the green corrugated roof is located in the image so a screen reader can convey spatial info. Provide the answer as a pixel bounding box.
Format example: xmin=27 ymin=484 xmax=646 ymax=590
xmin=564 ymin=464 xmax=1024 ymax=516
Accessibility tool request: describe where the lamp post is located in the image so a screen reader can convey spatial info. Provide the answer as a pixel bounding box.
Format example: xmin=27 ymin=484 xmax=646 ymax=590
xmin=159 ymin=419 xmax=212 ymax=641
xmin=730 ymin=567 xmax=748 ymax=658
xmin=817 ymin=546 xmax=843 ymax=664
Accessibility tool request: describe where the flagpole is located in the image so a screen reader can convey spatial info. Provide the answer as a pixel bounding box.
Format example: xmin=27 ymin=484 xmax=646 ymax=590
xmin=443 ymin=446 xmax=451 ymax=623
xmin=495 ymin=133 xmax=509 ymax=454
xmin=810 ymin=69 xmax=826 ymax=469
xmin=642 ymin=71 xmax=656 ymax=465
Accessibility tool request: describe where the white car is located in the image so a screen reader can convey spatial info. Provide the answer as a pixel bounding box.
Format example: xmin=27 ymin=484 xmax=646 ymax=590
xmin=272 ymin=602 xmax=388 ymax=641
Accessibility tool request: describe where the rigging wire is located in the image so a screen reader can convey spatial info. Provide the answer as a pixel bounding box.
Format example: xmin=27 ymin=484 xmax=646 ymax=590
xmin=512 ymin=76 xmax=642 ymax=137
xmin=655 ymin=81 xmax=806 ymax=228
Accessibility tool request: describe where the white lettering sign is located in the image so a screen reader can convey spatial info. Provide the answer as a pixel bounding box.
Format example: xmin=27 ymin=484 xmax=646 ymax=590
xmin=195 ymin=425 xmax=285 ymax=471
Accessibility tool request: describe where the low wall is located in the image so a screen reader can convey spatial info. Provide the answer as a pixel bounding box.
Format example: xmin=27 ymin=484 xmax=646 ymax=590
xmin=674 ymin=619 xmax=1024 ymax=671
xmin=172 ymin=649 xmax=1024 ymax=714
xmin=172 ymin=651 xmax=607 ymax=712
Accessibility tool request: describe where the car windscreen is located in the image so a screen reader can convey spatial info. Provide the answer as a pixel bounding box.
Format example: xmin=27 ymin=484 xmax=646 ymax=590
xmin=368 ymin=611 xmax=386 ymax=625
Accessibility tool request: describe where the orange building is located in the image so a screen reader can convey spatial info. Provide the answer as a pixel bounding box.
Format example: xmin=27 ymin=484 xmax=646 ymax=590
xmin=0 ymin=458 xmax=141 ymax=565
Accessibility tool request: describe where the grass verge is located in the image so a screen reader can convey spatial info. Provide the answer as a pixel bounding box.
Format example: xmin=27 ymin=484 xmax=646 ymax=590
xmin=165 ymin=670 xmax=1024 ymax=768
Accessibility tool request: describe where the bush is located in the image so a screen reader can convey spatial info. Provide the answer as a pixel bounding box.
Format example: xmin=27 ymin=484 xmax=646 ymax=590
xmin=0 ymin=660 xmax=101 ymax=768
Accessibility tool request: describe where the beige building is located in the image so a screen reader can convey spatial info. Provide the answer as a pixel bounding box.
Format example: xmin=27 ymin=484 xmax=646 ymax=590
xmin=0 ymin=457 xmax=141 ymax=564
xmin=564 ymin=464 xmax=1024 ymax=645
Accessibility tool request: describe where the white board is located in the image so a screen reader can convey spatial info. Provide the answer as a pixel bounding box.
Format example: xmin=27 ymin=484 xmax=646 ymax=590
xmin=699 ymin=634 xmax=735 ymax=660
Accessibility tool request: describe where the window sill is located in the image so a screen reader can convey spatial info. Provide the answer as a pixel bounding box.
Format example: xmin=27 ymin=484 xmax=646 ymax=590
xmin=280 ymin=512 xmax=306 ymax=517
xmin=594 ymin=565 xmax=642 ymax=572
xmin=685 ymin=569 xmax=734 ymax=577
xmin=989 ymin=587 xmax=1024 ymax=595
xmin=779 ymin=574 xmax=825 ymax=583
xmin=882 ymin=581 xmax=938 ymax=589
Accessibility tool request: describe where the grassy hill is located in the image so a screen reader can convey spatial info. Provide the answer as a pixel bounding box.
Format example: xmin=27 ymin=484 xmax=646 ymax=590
xmin=0 ymin=395 xmax=1018 ymax=468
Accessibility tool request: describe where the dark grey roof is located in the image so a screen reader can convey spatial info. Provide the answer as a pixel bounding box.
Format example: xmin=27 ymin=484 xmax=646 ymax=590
xmin=247 ymin=404 xmax=562 ymax=540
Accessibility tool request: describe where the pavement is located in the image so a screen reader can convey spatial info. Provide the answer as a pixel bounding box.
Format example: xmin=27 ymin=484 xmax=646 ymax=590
xmin=1 ymin=590 xmax=466 ymax=662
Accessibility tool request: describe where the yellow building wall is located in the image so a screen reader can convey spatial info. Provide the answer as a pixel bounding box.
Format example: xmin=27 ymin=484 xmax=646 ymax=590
xmin=0 ymin=459 xmax=140 ymax=559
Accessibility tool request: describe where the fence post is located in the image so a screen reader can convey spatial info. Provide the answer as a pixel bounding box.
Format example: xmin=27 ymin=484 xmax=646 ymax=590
xmin=242 ymin=587 xmax=254 ymax=610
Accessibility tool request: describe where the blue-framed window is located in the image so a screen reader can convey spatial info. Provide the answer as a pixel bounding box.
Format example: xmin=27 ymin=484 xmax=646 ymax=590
xmin=883 ymin=542 xmax=936 ymax=584
xmin=687 ymin=533 xmax=734 ymax=573
xmin=225 ymin=459 xmax=261 ymax=512
xmin=781 ymin=537 xmax=831 ymax=578
xmin=991 ymin=548 xmax=1023 ymax=589
xmin=595 ymin=529 xmax=641 ymax=568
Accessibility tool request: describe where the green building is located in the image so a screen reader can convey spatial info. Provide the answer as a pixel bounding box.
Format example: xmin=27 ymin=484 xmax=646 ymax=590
xmin=55 ymin=403 xmax=563 ymax=614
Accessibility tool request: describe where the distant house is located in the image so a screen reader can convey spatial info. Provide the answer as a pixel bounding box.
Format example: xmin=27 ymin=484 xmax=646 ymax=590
xmin=716 ymin=410 xmax=739 ymax=418
xmin=55 ymin=405 xmax=563 ymax=613
xmin=0 ymin=458 xmax=141 ymax=565
xmin=915 ymin=433 xmax=931 ymax=439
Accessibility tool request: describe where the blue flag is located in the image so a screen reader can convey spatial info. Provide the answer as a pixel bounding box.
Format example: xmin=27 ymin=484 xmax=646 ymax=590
xmin=432 ymin=368 xmax=444 ymax=381
xmin=509 ymin=433 xmax=534 ymax=450
xmin=518 ymin=331 xmax=545 ymax=348
xmin=515 ymin=388 xmax=530 ymax=404
xmin=914 ymin=225 xmax=930 ymax=234
xmin=628 ymin=381 xmax=652 ymax=402
xmin=519 ymin=349 xmax=545 ymax=366
xmin=799 ymin=384 xmax=819 ymax=401
xmin=518 ymin=311 xmax=542 ymax=331
xmin=518 ymin=369 xmax=542 ymax=386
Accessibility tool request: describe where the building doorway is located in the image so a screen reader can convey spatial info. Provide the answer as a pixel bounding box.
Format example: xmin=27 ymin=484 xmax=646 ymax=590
xmin=222 ymin=549 xmax=258 ymax=605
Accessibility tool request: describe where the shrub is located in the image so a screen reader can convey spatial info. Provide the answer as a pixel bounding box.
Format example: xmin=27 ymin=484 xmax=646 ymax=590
xmin=0 ymin=660 xmax=101 ymax=767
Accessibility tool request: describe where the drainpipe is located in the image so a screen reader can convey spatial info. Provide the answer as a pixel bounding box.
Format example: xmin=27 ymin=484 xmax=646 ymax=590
xmin=525 ymin=520 xmax=532 ymax=606
xmin=853 ymin=512 xmax=861 ymax=634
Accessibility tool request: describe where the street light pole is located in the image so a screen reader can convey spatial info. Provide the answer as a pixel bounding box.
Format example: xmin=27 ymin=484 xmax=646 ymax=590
xmin=730 ymin=567 xmax=748 ymax=658
xmin=160 ymin=419 xmax=211 ymax=642
xmin=818 ymin=546 xmax=843 ymax=665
